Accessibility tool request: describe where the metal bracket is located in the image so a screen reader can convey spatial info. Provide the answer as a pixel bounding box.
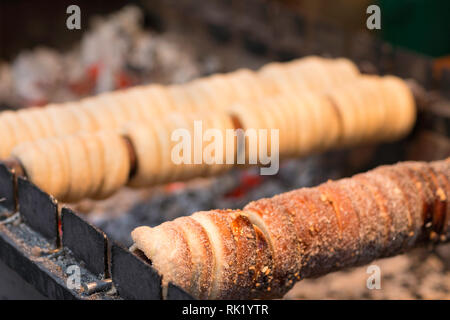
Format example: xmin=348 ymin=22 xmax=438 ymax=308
xmin=61 ymin=208 xmax=108 ymax=277
xmin=166 ymin=283 xmax=195 ymax=300
xmin=17 ymin=177 xmax=59 ymax=246
xmin=111 ymin=243 xmax=163 ymax=300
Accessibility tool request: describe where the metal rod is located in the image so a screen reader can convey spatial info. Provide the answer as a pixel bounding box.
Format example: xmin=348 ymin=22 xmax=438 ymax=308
xmin=82 ymin=279 xmax=113 ymax=295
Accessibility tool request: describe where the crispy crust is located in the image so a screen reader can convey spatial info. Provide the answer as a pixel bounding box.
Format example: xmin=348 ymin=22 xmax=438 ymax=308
xmin=131 ymin=159 xmax=450 ymax=300
xmin=250 ymin=224 xmax=276 ymax=299
xmin=427 ymin=166 xmax=448 ymax=237
xmin=191 ymin=210 xmax=238 ymax=299
xmin=373 ymin=166 xmax=421 ymax=248
xmin=397 ymin=164 xmax=434 ymax=239
xmin=317 ymin=181 xmax=361 ymax=268
xmin=352 ymin=174 xmax=392 ymax=257
xmin=295 ymin=188 xmax=347 ymax=276
xmin=430 ymin=160 xmax=450 ymax=240
xmin=336 ymin=178 xmax=386 ymax=264
xmin=357 ymin=172 xmax=410 ymax=257
xmin=272 ymin=189 xmax=337 ymax=278
xmin=220 ymin=210 xmax=258 ymax=299
xmin=406 ymin=162 xmax=439 ymax=237
xmin=172 ymin=216 xmax=214 ymax=299
xmin=244 ymin=197 xmax=302 ymax=293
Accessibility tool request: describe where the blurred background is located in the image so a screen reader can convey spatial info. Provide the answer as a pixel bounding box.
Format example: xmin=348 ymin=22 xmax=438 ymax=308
xmin=1 ymin=0 xmax=450 ymax=110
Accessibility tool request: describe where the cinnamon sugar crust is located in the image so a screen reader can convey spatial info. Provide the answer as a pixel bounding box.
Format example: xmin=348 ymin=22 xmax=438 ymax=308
xmin=172 ymin=217 xmax=214 ymax=299
xmin=337 ymin=178 xmax=386 ymax=264
xmin=430 ymin=160 xmax=450 ymax=240
xmin=244 ymin=197 xmax=302 ymax=295
xmin=407 ymin=162 xmax=440 ymax=236
xmin=360 ymin=172 xmax=410 ymax=257
xmin=374 ymin=166 xmax=421 ymax=248
xmin=317 ymin=181 xmax=361 ymax=268
xmin=220 ymin=210 xmax=258 ymax=299
xmin=191 ymin=210 xmax=238 ymax=299
xmin=250 ymin=224 xmax=276 ymax=299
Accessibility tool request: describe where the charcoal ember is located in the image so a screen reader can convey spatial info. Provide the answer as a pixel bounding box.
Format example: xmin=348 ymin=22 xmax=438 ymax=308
xmin=1 ymin=5 xmax=210 ymax=109
xmin=152 ymin=38 xmax=201 ymax=83
xmin=211 ymin=173 xmax=241 ymax=195
xmin=127 ymin=34 xmax=157 ymax=73
xmin=12 ymin=48 xmax=64 ymax=106
xmin=245 ymin=179 xmax=285 ymax=200
xmin=278 ymin=156 xmax=344 ymax=189
xmin=278 ymin=158 xmax=320 ymax=189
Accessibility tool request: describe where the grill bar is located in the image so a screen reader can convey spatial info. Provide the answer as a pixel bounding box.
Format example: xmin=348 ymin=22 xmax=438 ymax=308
xmin=0 ymin=163 xmax=192 ymax=299
xmin=0 ymin=230 xmax=78 ymax=300
xmin=111 ymin=243 xmax=163 ymax=300
xmin=61 ymin=208 xmax=109 ymax=278
xmin=17 ymin=177 xmax=60 ymax=246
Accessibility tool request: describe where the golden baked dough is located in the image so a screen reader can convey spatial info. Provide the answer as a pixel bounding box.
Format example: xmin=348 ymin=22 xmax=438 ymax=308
xmin=11 ymin=140 xmax=50 ymax=195
xmin=92 ymin=131 xmax=130 ymax=199
xmin=43 ymin=105 xmax=79 ymax=136
xmin=123 ymin=123 xmax=160 ymax=188
xmin=0 ymin=56 xmax=363 ymax=159
xmin=4 ymin=111 xmax=33 ymax=150
xmin=65 ymin=103 xmax=97 ymax=133
xmin=381 ymin=76 xmax=416 ymax=141
xmin=145 ymin=85 xmax=175 ymax=113
xmin=167 ymin=85 xmax=197 ymax=113
xmin=80 ymin=98 xmax=116 ymax=131
xmin=11 ymin=130 xmax=130 ymax=202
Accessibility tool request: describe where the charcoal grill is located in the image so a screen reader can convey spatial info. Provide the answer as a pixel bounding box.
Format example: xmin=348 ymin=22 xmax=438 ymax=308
xmin=0 ymin=0 xmax=449 ymax=300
